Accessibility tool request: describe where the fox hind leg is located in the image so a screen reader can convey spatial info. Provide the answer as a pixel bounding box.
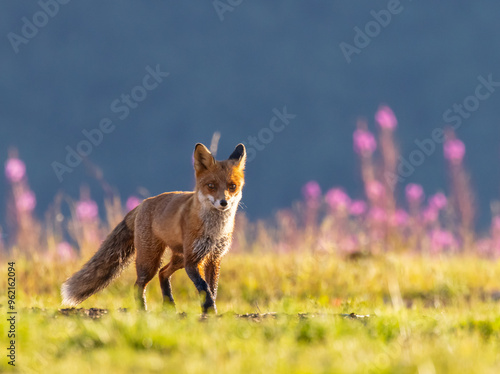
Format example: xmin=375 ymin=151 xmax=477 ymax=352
xmin=159 ymin=252 xmax=184 ymax=308
xmin=134 ymin=237 xmax=165 ymax=310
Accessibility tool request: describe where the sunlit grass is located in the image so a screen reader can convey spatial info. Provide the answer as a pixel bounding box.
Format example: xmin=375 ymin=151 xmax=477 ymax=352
xmin=2 ymin=252 xmax=500 ymax=373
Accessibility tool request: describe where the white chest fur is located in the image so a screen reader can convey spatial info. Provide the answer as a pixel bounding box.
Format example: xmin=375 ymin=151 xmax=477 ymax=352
xmin=191 ymin=204 xmax=237 ymax=261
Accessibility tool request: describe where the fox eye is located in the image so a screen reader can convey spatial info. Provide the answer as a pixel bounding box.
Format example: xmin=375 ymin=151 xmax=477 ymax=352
xmin=229 ymin=183 xmax=237 ymax=191
xmin=207 ymin=183 xmax=216 ymax=191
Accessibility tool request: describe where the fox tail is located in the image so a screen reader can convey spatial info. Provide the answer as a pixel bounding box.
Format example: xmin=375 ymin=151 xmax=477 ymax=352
xmin=61 ymin=208 xmax=138 ymax=306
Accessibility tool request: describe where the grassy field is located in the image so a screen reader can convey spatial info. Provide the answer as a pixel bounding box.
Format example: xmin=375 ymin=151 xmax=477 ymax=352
xmin=2 ymin=126 xmax=500 ymax=373
xmin=2 ymin=251 xmax=500 ymax=374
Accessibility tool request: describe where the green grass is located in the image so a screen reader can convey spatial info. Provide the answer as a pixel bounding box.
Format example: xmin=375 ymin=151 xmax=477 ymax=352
xmin=2 ymin=252 xmax=500 ymax=373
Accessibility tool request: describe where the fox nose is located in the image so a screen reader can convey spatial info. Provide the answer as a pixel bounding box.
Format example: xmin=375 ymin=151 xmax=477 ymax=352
xmin=220 ymin=200 xmax=228 ymax=207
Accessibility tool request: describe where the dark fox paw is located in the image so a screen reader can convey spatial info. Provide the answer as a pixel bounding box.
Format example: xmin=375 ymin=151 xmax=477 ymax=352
xmin=202 ymin=302 xmax=217 ymax=315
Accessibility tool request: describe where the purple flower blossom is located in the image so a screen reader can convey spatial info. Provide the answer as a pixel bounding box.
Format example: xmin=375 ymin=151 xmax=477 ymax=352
xmin=5 ymin=157 xmax=26 ymax=183
xmin=444 ymin=139 xmax=465 ymax=164
xmin=430 ymin=229 xmax=456 ymax=253
xmin=390 ymin=209 xmax=409 ymax=227
xmin=126 ymin=196 xmax=142 ymax=211
xmin=366 ymin=180 xmax=385 ymax=201
xmin=76 ymin=199 xmax=99 ymax=221
xmin=429 ymin=192 xmax=447 ymax=210
xmin=57 ymin=241 xmax=75 ymax=261
xmin=422 ymin=206 xmax=439 ymax=223
xmin=405 ymin=183 xmax=424 ymax=203
xmin=353 ymin=129 xmax=377 ymax=155
xmin=368 ymin=207 xmax=387 ymax=223
xmin=302 ymin=181 xmax=322 ymax=201
xmin=325 ymin=188 xmax=351 ymax=211
xmin=375 ymin=105 xmax=397 ymax=130
xmin=16 ymin=190 xmax=36 ymax=212
xmin=492 ymin=216 xmax=500 ymax=232
xmin=349 ymin=200 xmax=367 ymax=216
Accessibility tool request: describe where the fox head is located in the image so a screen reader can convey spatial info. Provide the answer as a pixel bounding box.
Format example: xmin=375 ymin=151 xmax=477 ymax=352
xmin=194 ymin=143 xmax=246 ymax=212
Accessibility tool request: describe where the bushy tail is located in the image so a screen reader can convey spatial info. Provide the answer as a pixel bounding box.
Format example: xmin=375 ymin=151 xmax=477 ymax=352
xmin=61 ymin=208 xmax=138 ymax=306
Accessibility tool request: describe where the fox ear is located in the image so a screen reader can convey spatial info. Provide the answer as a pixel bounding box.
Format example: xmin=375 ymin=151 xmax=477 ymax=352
xmin=228 ymin=143 xmax=246 ymax=169
xmin=194 ymin=143 xmax=215 ymax=173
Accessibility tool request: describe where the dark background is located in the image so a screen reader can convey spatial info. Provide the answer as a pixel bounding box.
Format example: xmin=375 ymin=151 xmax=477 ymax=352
xmin=1 ymin=1 xmax=500 ymax=230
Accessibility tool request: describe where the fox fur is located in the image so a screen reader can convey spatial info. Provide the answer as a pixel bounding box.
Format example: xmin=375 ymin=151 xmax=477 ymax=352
xmin=61 ymin=143 xmax=246 ymax=313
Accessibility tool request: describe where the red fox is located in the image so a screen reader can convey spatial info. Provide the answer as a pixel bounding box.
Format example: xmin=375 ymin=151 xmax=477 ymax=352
xmin=61 ymin=143 xmax=246 ymax=313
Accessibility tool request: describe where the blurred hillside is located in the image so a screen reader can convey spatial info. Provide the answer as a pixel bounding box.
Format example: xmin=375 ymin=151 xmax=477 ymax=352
xmin=1 ymin=1 xmax=500 ymax=230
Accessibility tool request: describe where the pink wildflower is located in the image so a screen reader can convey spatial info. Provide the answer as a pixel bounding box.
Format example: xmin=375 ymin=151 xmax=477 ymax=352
xmin=375 ymin=105 xmax=397 ymax=130
xmin=444 ymin=139 xmax=465 ymax=164
xmin=353 ymin=129 xmax=377 ymax=155
xmin=349 ymin=200 xmax=367 ymax=216
xmin=16 ymin=190 xmax=36 ymax=212
xmin=57 ymin=242 xmax=76 ymax=261
xmin=5 ymin=157 xmax=26 ymax=183
xmin=302 ymin=181 xmax=322 ymax=201
xmin=422 ymin=206 xmax=439 ymax=223
xmin=430 ymin=229 xmax=456 ymax=253
xmin=368 ymin=207 xmax=387 ymax=223
xmin=366 ymin=180 xmax=385 ymax=200
xmin=429 ymin=192 xmax=447 ymax=210
xmin=390 ymin=209 xmax=409 ymax=227
xmin=76 ymin=200 xmax=99 ymax=221
xmin=325 ymin=188 xmax=351 ymax=211
xmin=405 ymin=183 xmax=424 ymax=203
xmin=126 ymin=196 xmax=142 ymax=211
xmin=492 ymin=216 xmax=500 ymax=232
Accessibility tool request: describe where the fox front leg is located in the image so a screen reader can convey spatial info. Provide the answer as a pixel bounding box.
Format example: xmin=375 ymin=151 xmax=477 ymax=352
xmin=204 ymin=257 xmax=221 ymax=302
xmin=185 ymin=263 xmax=216 ymax=314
